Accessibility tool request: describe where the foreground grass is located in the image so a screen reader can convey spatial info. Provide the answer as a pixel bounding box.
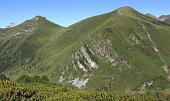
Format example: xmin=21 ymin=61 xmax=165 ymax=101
xmin=0 ymin=81 xmax=170 ymax=101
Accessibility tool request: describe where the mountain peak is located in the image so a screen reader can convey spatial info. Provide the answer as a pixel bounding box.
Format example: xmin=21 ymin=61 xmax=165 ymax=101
xmin=146 ymin=13 xmax=157 ymax=19
xmin=31 ymin=15 xmax=46 ymax=21
xmin=116 ymin=6 xmax=134 ymax=16
xmin=118 ymin=6 xmax=133 ymax=10
xmin=6 ymin=23 xmax=16 ymax=28
xmin=159 ymin=14 xmax=170 ymax=24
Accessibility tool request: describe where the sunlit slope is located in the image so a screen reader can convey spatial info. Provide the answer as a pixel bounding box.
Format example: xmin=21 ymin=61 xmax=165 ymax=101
xmin=0 ymin=7 xmax=170 ymax=91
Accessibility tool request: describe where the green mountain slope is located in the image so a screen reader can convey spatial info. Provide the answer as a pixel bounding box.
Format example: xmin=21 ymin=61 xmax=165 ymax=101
xmin=0 ymin=6 xmax=170 ymax=91
xmin=0 ymin=16 xmax=65 ymax=77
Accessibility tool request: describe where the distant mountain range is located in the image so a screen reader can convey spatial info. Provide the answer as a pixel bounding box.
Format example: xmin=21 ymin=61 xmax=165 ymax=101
xmin=145 ymin=13 xmax=158 ymax=19
xmin=0 ymin=6 xmax=170 ymax=91
xmin=159 ymin=15 xmax=170 ymax=24
xmin=145 ymin=13 xmax=170 ymax=25
xmin=6 ymin=23 xmax=16 ymax=28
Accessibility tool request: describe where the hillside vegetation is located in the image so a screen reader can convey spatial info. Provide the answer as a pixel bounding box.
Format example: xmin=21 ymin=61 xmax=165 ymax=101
xmin=0 ymin=81 xmax=170 ymax=101
xmin=0 ymin=7 xmax=170 ymax=91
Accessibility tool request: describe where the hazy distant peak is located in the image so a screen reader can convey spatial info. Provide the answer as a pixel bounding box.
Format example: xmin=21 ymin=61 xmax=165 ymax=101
xmin=6 ymin=23 xmax=16 ymax=28
xmin=159 ymin=14 xmax=170 ymax=24
xmin=159 ymin=15 xmax=170 ymax=21
xmin=145 ymin=13 xmax=157 ymax=19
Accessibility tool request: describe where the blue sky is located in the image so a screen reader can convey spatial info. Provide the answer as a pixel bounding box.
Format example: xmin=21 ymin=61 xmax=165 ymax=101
xmin=0 ymin=0 xmax=169 ymax=28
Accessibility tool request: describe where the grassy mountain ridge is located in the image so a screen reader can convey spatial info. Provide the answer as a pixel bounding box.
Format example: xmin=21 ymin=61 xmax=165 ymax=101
xmin=0 ymin=6 xmax=170 ymax=91
xmin=0 ymin=16 xmax=65 ymax=78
